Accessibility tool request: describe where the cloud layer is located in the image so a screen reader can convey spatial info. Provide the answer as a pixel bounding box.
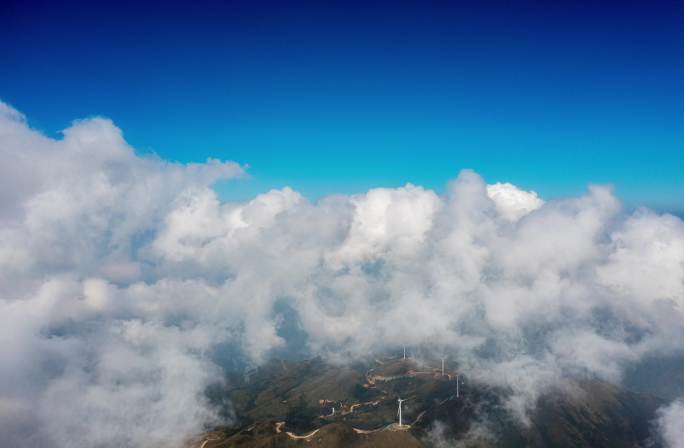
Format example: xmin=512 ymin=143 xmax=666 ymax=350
xmin=1 ymin=102 xmax=683 ymax=447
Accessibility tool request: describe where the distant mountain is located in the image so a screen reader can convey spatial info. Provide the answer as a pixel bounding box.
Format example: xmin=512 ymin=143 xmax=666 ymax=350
xmin=194 ymin=357 xmax=663 ymax=447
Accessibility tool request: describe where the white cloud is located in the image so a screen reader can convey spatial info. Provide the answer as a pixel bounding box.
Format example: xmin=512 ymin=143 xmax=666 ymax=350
xmin=330 ymin=184 xmax=441 ymax=266
xmin=486 ymin=181 xmax=544 ymax=222
xmin=1 ymin=101 xmax=684 ymax=447
xmin=657 ymin=399 xmax=684 ymax=448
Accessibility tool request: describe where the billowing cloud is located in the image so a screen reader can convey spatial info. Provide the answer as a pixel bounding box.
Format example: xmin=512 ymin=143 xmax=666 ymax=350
xmin=486 ymin=181 xmax=544 ymax=222
xmin=1 ymin=101 xmax=684 ymax=447
xmin=656 ymin=399 xmax=684 ymax=448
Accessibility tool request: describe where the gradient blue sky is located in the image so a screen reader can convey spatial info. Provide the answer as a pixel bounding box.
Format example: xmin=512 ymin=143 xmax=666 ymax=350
xmin=2 ymin=0 xmax=683 ymax=210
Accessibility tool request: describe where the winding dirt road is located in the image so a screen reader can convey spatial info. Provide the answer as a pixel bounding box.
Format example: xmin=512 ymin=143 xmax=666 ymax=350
xmin=268 ymin=358 xmax=460 ymax=442
xmin=275 ymin=422 xmax=321 ymax=440
xmin=286 ymin=428 xmax=320 ymax=440
xmin=198 ymin=436 xmax=220 ymax=448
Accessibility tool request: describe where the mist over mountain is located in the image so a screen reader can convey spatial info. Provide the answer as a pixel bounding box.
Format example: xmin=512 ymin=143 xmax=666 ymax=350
xmin=1 ymin=102 xmax=684 ymax=447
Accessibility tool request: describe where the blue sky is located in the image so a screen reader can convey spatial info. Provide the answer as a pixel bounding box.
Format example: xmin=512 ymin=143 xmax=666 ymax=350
xmin=2 ymin=0 xmax=683 ymax=210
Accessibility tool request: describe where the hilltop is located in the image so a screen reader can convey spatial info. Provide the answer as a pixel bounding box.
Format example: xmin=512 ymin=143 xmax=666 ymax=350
xmin=193 ymin=356 xmax=663 ymax=447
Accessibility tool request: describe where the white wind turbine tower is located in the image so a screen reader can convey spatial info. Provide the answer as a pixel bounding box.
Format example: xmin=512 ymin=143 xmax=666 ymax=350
xmin=440 ymin=356 xmax=446 ymax=376
xmin=403 ymin=345 xmax=406 ymax=360
xmin=397 ymin=397 xmax=408 ymax=427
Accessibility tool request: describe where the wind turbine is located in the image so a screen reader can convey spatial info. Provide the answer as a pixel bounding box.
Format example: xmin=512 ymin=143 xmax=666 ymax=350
xmin=397 ymin=397 xmax=408 ymax=427
xmin=403 ymin=345 xmax=406 ymax=360
xmin=440 ymin=356 xmax=446 ymax=376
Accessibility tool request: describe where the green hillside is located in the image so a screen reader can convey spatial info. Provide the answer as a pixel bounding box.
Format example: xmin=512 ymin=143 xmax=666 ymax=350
xmin=196 ymin=356 xmax=663 ymax=448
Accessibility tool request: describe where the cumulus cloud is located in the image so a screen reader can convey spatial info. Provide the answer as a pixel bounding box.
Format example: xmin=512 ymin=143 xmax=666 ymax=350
xmin=0 ymin=102 xmax=242 ymax=447
xmin=656 ymin=399 xmax=684 ymax=448
xmin=486 ymin=181 xmax=544 ymax=222
xmin=1 ymin=101 xmax=684 ymax=447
